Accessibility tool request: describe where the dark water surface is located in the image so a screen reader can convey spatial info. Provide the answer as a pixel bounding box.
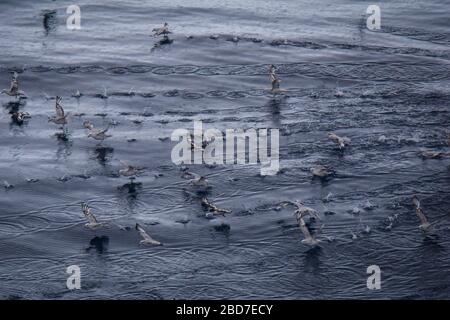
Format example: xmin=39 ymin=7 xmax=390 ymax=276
xmin=0 ymin=0 xmax=450 ymax=299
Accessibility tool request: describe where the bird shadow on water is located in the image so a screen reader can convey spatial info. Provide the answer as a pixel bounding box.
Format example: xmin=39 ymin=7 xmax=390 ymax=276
xmin=264 ymin=97 xmax=285 ymax=127
xmin=90 ymin=145 xmax=114 ymax=166
xmin=151 ymin=37 xmax=174 ymax=52
xmin=3 ymin=101 xmax=22 ymax=113
xmin=86 ymin=235 xmax=109 ymax=254
xmin=41 ymin=9 xmax=57 ymax=36
xmin=55 ymin=137 xmax=73 ymax=160
xmin=118 ymin=179 xmax=143 ymax=197
xmin=302 ymin=246 xmax=323 ymax=274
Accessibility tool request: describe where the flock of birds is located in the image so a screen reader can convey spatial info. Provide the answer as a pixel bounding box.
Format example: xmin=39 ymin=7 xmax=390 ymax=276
xmin=1 ymin=22 xmax=447 ymax=247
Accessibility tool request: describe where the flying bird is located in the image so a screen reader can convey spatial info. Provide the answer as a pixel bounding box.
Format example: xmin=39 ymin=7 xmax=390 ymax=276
xmin=1 ymin=72 xmax=26 ymax=99
xmin=269 ymin=64 xmax=282 ymax=92
xmin=152 ymin=22 xmax=171 ymax=37
xmin=293 ymin=201 xmax=322 ymax=245
xmin=136 ymin=223 xmax=162 ymax=246
xmin=182 ymin=171 xmax=209 ymax=187
xmin=119 ymin=160 xmax=144 ymax=178
xmin=48 ymin=96 xmax=69 ymax=126
xmin=412 ymin=195 xmax=432 ymax=231
xmin=84 ymin=121 xmax=112 ymax=142
xmin=201 ymin=197 xmax=231 ymax=216
xmin=328 ymin=132 xmax=351 ymax=149
xmin=81 ymin=203 xmax=103 ymax=229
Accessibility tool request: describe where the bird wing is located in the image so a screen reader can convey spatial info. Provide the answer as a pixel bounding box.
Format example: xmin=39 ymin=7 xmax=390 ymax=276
xmin=56 ymin=100 xmax=65 ymax=117
xmin=136 ymin=223 xmax=155 ymax=241
xmin=412 ymin=196 xmax=420 ymax=210
xmin=119 ymin=160 xmax=130 ymax=169
xmin=99 ymin=124 xmax=110 ymax=134
xmin=10 ymin=79 xmax=18 ymax=94
xmin=412 ymin=196 xmax=428 ymax=225
xmin=416 ymin=208 xmax=429 ymax=225
xmin=82 ymin=203 xmax=98 ymax=224
xmin=190 ymin=172 xmax=202 ymax=181
xmin=295 ymin=206 xmax=319 ymax=220
xmin=83 ymin=121 xmax=94 ymax=130
xmin=183 ymin=171 xmax=201 ymax=180
xmin=298 ymin=218 xmax=314 ymax=242
xmin=328 ymin=133 xmax=339 ymax=143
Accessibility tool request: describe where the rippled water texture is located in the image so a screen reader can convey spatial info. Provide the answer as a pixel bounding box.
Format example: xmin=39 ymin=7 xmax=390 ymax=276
xmin=0 ymin=0 xmax=449 ymax=299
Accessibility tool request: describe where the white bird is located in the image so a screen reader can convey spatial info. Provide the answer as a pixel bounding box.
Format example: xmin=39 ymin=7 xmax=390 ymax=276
xmin=1 ymin=72 xmax=26 ymax=99
xmin=81 ymin=203 xmax=103 ymax=229
xmin=136 ymin=223 xmax=162 ymax=246
xmin=328 ymin=132 xmax=351 ymax=149
xmin=412 ymin=195 xmax=432 ymax=231
xmin=152 ymin=22 xmax=171 ymax=37
xmin=84 ymin=121 xmax=112 ymax=142
xmin=48 ymin=96 xmax=69 ymax=125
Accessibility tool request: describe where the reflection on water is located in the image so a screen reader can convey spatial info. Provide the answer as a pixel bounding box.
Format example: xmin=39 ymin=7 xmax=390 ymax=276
xmin=0 ymin=0 xmax=449 ymax=300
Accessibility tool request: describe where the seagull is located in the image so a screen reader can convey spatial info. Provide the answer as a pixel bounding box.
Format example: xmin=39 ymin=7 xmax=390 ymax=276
xmin=420 ymin=150 xmax=449 ymax=159
xmin=310 ymin=165 xmax=334 ymax=179
xmin=1 ymin=72 xmax=26 ymax=99
xmin=136 ymin=223 xmax=162 ymax=246
xmin=293 ymin=201 xmax=321 ymax=220
xmin=292 ymin=203 xmax=321 ymax=246
xmin=328 ymin=132 xmax=351 ymax=149
xmin=81 ymin=203 xmax=104 ymax=229
xmin=152 ymin=22 xmax=171 ymax=37
xmin=201 ymin=197 xmax=231 ymax=215
xmin=269 ymin=64 xmax=282 ymax=92
xmin=119 ymin=160 xmax=144 ymax=178
xmin=48 ymin=96 xmax=69 ymax=126
xmin=72 ymin=90 xmax=82 ymax=98
xmin=412 ymin=195 xmax=432 ymax=231
xmin=83 ymin=121 xmax=112 ymax=142
xmin=182 ymin=171 xmax=209 ymax=187
xmin=3 ymin=180 xmax=14 ymax=189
